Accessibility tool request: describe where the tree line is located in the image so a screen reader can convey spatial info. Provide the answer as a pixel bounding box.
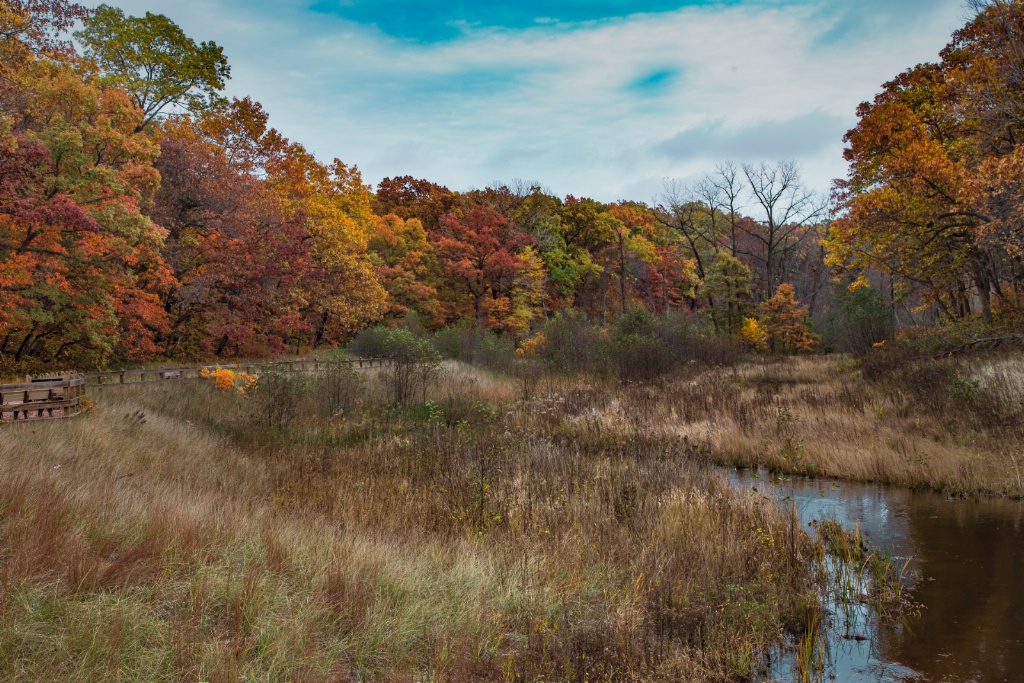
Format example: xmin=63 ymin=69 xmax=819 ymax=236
xmin=2 ymin=0 xmax=1023 ymax=372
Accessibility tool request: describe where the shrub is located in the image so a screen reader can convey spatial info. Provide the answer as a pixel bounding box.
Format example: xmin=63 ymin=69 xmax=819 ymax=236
xmin=516 ymin=332 xmax=547 ymax=357
xmin=349 ymin=326 xmax=391 ymax=358
xmin=431 ymin=320 xmax=480 ymax=363
xmin=837 ymin=285 xmax=894 ymax=354
xmin=251 ymin=371 xmax=308 ymax=430
xmin=313 ymin=363 xmax=363 ymax=418
xmin=739 ymin=318 xmax=769 ymax=352
xmin=510 ymin=358 xmax=547 ymax=400
xmin=612 ymin=309 xmax=660 ymax=339
xmin=200 ymin=367 xmax=258 ymax=393
xmin=658 ymin=312 xmax=740 ymax=366
xmin=539 ymin=312 xmax=611 ymax=375
xmin=381 ymin=328 xmax=442 ymax=407
xmin=431 ymin=322 xmax=516 ymax=372
xmin=758 ymin=284 xmax=820 ymax=354
xmin=476 ymin=333 xmax=516 ymax=373
xmin=612 ymin=333 xmax=674 ymax=383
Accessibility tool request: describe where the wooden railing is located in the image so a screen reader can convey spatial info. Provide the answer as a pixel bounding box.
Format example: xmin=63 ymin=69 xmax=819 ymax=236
xmin=1 ymin=359 xmax=388 ymax=423
xmin=84 ymin=357 xmax=389 ymax=388
xmin=1 ymin=375 xmax=86 ymax=422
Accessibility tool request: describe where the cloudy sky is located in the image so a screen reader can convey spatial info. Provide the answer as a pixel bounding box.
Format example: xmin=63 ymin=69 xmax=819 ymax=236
xmin=112 ymin=0 xmax=968 ymax=202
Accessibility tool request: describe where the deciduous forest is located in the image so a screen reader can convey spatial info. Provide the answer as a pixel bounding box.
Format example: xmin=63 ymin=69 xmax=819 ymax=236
xmin=4 ymin=0 xmax=1022 ymax=374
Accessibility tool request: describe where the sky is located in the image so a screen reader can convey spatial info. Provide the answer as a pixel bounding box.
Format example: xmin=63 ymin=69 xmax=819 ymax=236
xmin=110 ymin=0 xmax=968 ymax=203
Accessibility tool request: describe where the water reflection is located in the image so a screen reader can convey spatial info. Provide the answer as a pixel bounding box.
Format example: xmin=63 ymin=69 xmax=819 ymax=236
xmin=728 ymin=470 xmax=1024 ymax=683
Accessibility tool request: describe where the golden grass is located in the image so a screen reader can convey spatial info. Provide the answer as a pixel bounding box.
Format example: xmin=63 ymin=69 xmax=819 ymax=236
xmin=0 ymin=364 xmax=820 ymax=682
xmin=581 ymin=355 xmax=1024 ymax=497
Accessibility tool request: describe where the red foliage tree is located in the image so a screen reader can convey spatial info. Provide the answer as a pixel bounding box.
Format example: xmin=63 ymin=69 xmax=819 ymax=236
xmin=151 ymin=122 xmax=315 ymax=358
xmin=432 ymin=206 xmax=533 ymax=326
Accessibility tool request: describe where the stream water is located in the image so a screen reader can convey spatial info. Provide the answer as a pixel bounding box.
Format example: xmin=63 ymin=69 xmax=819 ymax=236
xmin=727 ymin=470 xmax=1024 ymax=683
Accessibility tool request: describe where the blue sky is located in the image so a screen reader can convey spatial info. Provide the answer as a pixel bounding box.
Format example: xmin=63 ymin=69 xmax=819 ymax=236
xmin=112 ymin=0 xmax=967 ymax=202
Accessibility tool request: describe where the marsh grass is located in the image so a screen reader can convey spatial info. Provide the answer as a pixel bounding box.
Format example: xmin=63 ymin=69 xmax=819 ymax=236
xmin=0 ymin=362 xmax=820 ymax=682
xmin=582 ymin=354 xmax=1024 ymax=497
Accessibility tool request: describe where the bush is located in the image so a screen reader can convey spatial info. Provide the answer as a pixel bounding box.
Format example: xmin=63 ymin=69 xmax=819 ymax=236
xmin=612 ymin=333 xmax=674 ymax=383
xmin=659 ymin=312 xmax=740 ymax=366
xmin=612 ymin=309 xmax=660 ymax=339
xmin=312 ymin=363 xmax=363 ymax=418
xmin=431 ymin=322 xmax=516 ymax=373
xmin=251 ymin=370 xmax=309 ymax=431
xmin=510 ymin=358 xmax=547 ymax=400
xmin=539 ymin=312 xmax=611 ymax=375
xmin=476 ymin=333 xmax=516 ymax=373
xmin=349 ymin=326 xmax=391 ymax=358
xmin=381 ymin=328 xmax=442 ymax=407
xmin=831 ymin=285 xmax=895 ymax=355
xmin=431 ymin=320 xmax=480 ymax=363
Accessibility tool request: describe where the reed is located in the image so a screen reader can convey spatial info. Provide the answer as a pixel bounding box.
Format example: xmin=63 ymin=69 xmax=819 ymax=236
xmin=0 ymin=362 xmax=821 ymax=682
xmin=581 ymin=354 xmax=1024 ymax=497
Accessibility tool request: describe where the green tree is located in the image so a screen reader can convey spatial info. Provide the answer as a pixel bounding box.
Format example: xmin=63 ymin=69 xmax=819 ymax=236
xmin=76 ymin=4 xmax=229 ymax=131
xmin=702 ymin=253 xmax=753 ymax=335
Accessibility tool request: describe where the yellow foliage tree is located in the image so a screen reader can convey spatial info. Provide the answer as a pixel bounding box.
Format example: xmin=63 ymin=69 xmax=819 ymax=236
xmin=739 ymin=318 xmax=769 ymax=352
xmin=267 ymin=147 xmax=388 ymax=344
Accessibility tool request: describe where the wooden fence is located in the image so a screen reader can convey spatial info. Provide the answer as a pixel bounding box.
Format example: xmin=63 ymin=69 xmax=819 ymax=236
xmin=1 ymin=375 xmax=86 ymax=422
xmin=1 ymin=359 xmax=387 ymax=423
xmin=84 ymin=357 xmax=389 ymax=388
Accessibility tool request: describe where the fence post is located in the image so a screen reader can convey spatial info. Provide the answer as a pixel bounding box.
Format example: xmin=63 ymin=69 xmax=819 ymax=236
xmin=120 ymin=369 xmax=125 ymax=384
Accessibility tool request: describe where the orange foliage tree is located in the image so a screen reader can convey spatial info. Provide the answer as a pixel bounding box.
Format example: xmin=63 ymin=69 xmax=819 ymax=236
xmin=1 ymin=51 xmax=174 ymax=368
xmin=827 ymin=1 xmax=1024 ymax=326
xmin=432 ymin=206 xmax=534 ymax=328
xmin=758 ymin=284 xmax=819 ymax=354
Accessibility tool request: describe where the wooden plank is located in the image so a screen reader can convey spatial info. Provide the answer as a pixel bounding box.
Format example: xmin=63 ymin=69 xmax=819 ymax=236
xmin=26 ymin=389 xmax=51 ymax=402
xmin=1 ymin=391 xmax=26 ymax=406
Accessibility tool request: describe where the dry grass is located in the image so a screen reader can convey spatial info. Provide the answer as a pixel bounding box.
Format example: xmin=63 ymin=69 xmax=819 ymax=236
xmin=580 ymin=355 xmax=1024 ymax=497
xmin=0 ymin=363 xmax=820 ymax=682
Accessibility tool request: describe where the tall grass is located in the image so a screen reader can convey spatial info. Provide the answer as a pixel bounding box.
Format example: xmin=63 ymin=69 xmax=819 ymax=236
xmin=577 ymin=354 xmax=1024 ymax=497
xmin=0 ymin=363 xmax=820 ymax=682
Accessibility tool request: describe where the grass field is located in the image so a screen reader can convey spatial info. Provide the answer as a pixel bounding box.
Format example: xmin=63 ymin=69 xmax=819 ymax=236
xmin=0 ymin=362 xmax=822 ymax=682
xmin=586 ymin=354 xmax=1024 ymax=497
xmin=3 ymin=351 xmax=1004 ymax=681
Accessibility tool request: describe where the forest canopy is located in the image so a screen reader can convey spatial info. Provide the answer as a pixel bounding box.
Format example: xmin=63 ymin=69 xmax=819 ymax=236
xmin=2 ymin=0 xmax=1023 ymax=372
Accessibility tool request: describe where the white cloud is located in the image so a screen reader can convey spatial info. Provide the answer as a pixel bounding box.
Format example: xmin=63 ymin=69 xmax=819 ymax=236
xmin=112 ymin=0 xmax=966 ymax=202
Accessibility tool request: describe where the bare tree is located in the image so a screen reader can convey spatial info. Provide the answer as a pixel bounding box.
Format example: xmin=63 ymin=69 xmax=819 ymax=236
xmin=656 ymin=180 xmax=718 ymax=282
xmin=696 ymin=161 xmax=745 ymax=257
xmin=739 ymin=161 xmax=827 ymax=298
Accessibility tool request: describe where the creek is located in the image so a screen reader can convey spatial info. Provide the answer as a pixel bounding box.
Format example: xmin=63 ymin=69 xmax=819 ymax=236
xmin=727 ymin=469 xmax=1024 ymax=682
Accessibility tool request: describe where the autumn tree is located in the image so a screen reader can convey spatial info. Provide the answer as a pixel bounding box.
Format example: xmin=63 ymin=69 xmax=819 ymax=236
xmin=702 ymin=253 xmax=753 ymax=335
xmin=76 ymin=4 xmax=230 ymax=130
xmin=368 ymin=214 xmax=442 ymax=327
xmin=740 ymin=161 xmax=826 ymax=298
xmin=432 ymin=205 xmax=533 ymax=329
xmin=374 ymin=176 xmax=458 ymax=231
xmin=150 ymin=118 xmax=313 ymax=357
xmin=505 ymin=245 xmax=547 ymax=336
xmin=264 ymin=141 xmax=388 ymax=344
xmin=1 ymin=54 xmax=174 ymax=368
xmin=0 ymin=0 xmax=89 ymax=60
xmin=758 ymin=283 xmax=819 ymax=354
xmin=827 ymin=1 xmax=1024 ymax=326
xmin=695 ymin=161 xmax=745 ymax=258
xmin=657 ymin=183 xmax=720 ymax=286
